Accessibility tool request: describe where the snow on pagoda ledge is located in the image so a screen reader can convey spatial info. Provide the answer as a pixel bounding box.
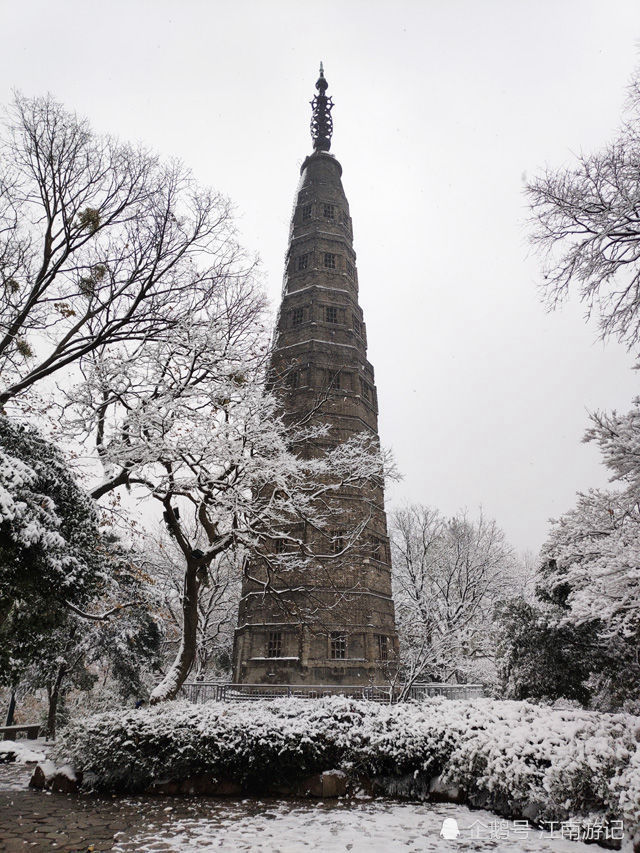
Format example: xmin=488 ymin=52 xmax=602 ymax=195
xmin=44 ymin=696 xmax=640 ymax=848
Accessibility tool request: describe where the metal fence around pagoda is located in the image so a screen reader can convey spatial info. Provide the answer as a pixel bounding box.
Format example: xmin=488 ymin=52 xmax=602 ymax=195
xmin=180 ymin=681 xmax=484 ymax=704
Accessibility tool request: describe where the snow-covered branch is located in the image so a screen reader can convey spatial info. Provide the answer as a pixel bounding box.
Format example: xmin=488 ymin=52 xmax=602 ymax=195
xmin=63 ymin=599 xmax=142 ymax=622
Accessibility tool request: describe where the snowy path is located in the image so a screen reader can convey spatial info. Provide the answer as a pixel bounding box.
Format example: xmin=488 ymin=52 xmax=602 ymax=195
xmin=0 ymin=764 xmax=610 ymax=852
xmin=109 ymin=798 xmax=603 ymax=852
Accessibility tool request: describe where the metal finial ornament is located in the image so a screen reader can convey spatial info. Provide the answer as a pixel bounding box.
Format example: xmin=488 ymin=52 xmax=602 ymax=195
xmin=310 ymin=62 xmax=333 ymax=152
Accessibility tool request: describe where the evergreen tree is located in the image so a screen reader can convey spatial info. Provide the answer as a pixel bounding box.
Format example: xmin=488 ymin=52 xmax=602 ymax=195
xmin=494 ymin=597 xmax=600 ymax=705
xmin=0 ymin=416 xmax=109 ymax=684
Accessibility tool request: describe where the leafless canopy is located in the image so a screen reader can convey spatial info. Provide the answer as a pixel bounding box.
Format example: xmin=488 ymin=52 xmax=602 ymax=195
xmin=0 ymin=93 xmax=257 ymax=408
xmin=391 ymin=505 xmax=518 ymax=687
xmin=526 ymin=76 xmax=640 ymax=354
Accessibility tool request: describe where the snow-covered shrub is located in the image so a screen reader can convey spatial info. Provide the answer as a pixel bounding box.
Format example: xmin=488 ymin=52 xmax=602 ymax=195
xmin=440 ymin=701 xmax=635 ymax=824
xmin=616 ymin=738 xmax=640 ymax=849
xmin=57 ymin=696 xmax=640 ymax=836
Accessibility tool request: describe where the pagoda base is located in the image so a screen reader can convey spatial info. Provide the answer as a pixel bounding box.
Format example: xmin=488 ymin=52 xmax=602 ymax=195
xmin=236 ymin=656 xmax=396 ymax=686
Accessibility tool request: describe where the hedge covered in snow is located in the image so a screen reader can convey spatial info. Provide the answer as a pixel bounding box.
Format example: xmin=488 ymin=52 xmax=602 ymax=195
xmin=56 ymin=697 xmax=640 ymax=840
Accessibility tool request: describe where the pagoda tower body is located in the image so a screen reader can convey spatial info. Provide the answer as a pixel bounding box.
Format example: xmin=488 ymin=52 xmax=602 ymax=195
xmin=232 ymin=68 xmax=398 ymax=685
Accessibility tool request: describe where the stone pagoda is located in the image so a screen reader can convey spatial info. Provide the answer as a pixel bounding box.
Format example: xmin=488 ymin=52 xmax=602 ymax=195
xmin=232 ymin=66 xmax=398 ymax=685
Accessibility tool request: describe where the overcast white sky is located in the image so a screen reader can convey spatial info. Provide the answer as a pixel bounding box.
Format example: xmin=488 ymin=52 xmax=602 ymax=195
xmin=3 ymin=0 xmax=640 ymax=554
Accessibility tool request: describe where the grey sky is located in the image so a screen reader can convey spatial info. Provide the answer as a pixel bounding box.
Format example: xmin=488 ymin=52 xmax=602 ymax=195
xmin=3 ymin=0 xmax=640 ymax=554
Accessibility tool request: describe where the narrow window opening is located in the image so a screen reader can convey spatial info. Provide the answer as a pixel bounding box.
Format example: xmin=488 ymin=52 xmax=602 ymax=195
xmin=326 ymin=306 xmax=338 ymax=324
xmin=370 ymin=537 xmax=387 ymax=562
xmin=267 ymin=631 xmax=283 ymax=658
xmin=323 ymin=203 xmax=336 ymax=220
xmin=292 ymin=307 xmax=304 ymax=327
xmin=376 ymin=634 xmax=389 ymax=662
xmin=302 ymin=204 xmax=312 ymax=222
xmin=330 ymin=632 xmax=347 ymax=660
xmin=324 ymin=253 xmax=336 ymax=269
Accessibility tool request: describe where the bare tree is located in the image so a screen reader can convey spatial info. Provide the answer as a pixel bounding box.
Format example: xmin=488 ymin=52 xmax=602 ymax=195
xmin=0 ymin=93 xmax=255 ymax=409
xmin=526 ymin=72 xmax=640 ymax=353
xmin=390 ymin=505 xmax=519 ymax=693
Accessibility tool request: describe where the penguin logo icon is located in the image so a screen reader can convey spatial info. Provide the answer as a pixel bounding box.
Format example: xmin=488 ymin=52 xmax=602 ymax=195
xmin=440 ymin=818 xmax=461 ymax=839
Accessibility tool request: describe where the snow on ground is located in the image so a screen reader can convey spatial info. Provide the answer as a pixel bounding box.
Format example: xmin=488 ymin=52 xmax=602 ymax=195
xmin=0 ymin=737 xmax=47 ymax=764
xmin=109 ymin=799 xmax=603 ymax=852
xmin=0 ymin=760 xmax=625 ymax=851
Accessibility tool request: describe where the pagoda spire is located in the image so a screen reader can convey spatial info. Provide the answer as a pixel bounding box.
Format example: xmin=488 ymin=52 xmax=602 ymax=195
xmin=310 ymin=62 xmax=333 ymax=152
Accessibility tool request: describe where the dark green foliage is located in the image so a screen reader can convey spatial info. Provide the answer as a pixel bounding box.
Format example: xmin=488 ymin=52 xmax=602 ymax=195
xmin=494 ymin=599 xmax=599 ymax=705
xmin=586 ymin=638 xmax=640 ymax=712
xmin=0 ymin=416 xmax=108 ymax=684
xmin=495 ymin=555 xmax=640 ymax=709
xmin=94 ymin=608 xmax=163 ymax=701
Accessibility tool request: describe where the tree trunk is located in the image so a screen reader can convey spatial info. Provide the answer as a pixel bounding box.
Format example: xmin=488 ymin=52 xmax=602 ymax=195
xmin=150 ymin=564 xmax=199 ymax=704
xmin=46 ymin=663 xmax=66 ymax=738
xmin=5 ymin=692 xmax=16 ymax=726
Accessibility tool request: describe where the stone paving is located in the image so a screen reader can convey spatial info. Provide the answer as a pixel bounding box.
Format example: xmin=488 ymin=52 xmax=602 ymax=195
xmin=0 ymin=763 xmax=607 ymax=852
xmin=0 ymin=765 xmax=125 ymax=851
